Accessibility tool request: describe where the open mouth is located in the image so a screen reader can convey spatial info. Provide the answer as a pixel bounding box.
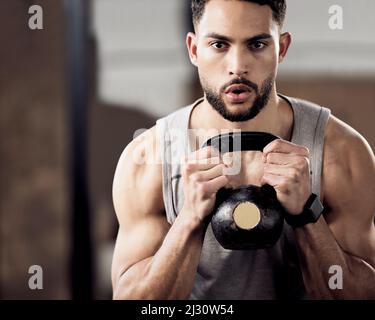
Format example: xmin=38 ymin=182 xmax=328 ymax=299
xmin=225 ymin=84 xmax=252 ymax=103
xmin=225 ymin=84 xmax=251 ymax=94
xmin=232 ymin=89 xmax=246 ymax=94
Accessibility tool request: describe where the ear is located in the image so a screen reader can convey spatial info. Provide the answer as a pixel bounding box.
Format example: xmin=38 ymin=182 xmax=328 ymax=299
xmin=278 ymin=32 xmax=292 ymax=63
xmin=186 ymin=32 xmax=198 ymax=67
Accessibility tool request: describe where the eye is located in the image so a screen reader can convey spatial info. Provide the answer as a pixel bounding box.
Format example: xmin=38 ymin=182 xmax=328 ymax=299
xmin=211 ymin=41 xmax=228 ymax=50
xmin=249 ymin=41 xmax=267 ymax=51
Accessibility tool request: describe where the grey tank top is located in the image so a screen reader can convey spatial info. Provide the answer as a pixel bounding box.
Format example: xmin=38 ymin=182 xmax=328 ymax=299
xmin=156 ymin=95 xmax=331 ymax=300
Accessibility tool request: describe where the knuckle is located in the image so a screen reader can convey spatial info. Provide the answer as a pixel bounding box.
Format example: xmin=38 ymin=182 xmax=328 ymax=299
xmin=219 ymin=163 xmax=227 ymax=172
xmin=184 ymin=163 xmax=195 ymax=174
xmin=279 ymin=183 xmax=291 ymax=195
xmin=267 ymin=152 xmax=276 ymax=162
xmin=189 ymin=175 xmax=196 ymax=184
xmin=201 ymin=183 xmax=209 ymax=194
xmin=194 ymin=172 xmax=203 ymax=182
xmin=275 ymin=139 xmax=283 ymax=145
xmin=265 ymin=141 xmax=275 ymax=153
xmin=197 ymin=183 xmax=207 ymax=195
xmin=223 ymin=175 xmax=230 ymax=185
xmin=298 ymin=157 xmax=309 ymax=169
xmin=290 ymin=169 xmax=299 ymax=182
xmin=278 ymin=181 xmax=287 ymax=191
xmin=272 ymin=139 xmax=283 ymax=149
xmin=301 ymin=146 xmax=310 ymax=155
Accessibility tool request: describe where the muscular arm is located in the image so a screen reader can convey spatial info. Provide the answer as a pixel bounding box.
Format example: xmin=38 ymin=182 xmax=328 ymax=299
xmin=294 ymin=117 xmax=375 ymax=299
xmin=112 ymin=127 xmax=207 ymax=300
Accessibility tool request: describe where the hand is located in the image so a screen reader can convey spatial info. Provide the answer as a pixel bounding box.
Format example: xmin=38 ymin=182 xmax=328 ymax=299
xmin=181 ymin=146 xmax=229 ymax=226
xmin=261 ymin=139 xmax=311 ymax=215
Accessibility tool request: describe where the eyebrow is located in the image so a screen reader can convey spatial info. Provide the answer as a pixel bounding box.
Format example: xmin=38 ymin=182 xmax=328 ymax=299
xmin=204 ymin=32 xmax=272 ymax=43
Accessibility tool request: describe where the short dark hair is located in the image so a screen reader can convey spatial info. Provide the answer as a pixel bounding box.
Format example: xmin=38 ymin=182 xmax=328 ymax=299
xmin=191 ymin=0 xmax=286 ymax=28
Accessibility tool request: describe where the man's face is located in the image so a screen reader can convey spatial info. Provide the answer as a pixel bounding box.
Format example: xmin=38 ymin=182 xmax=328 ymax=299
xmin=189 ymin=0 xmax=286 ymax=122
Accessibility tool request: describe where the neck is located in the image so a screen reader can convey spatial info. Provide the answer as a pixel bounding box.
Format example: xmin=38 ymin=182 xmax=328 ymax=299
xmin=191 ymin=88 xmax=293 ymax=140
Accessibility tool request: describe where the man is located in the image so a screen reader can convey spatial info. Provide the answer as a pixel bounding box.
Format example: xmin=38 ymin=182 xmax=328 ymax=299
xmin=111 ymin=0 xmax=375 ymax=299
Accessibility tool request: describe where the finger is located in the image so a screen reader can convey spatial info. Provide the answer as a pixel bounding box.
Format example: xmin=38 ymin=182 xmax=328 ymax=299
xmin=263 ymin=139 xmax=309 ymax=157
xmin=263 ymin=163 xmax=299 ymax=180
xmin=202 ymin=175 xmax=229 ymax=194
xmin=264 ymin=153 xmax=310 ymax=167
xmin=261 ymin=172 xmax=285 ymax=188
xmin=190 ymin=156 xmax=221 ymax=165
xmin=191 ymin=164 xmax=226 ymax=182
xmin=264 ymin=152 xmax=296 ymax=165
xmin=183 ymin=156 xmax=222 ymax=173
xmin=187 ymin=146 xmax=220 ymax=161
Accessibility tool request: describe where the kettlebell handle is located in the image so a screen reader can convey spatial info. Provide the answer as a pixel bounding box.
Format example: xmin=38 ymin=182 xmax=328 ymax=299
xmin=202 ymin=131 xmax=280 ymax=153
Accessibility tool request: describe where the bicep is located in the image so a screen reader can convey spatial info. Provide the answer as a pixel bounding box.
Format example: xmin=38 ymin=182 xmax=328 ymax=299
xmin=111 ymin=131 xmax=170 ymax=284
xmin=111 ymin=172 xmax=170 ymax=287
xmin=111 ymin=213 xmax=170 ymax=285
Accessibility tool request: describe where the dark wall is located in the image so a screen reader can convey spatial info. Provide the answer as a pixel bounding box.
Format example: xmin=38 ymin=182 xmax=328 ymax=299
xmin=0 ymin=0 xmax=157 ymax=299
xmin=0 ymin=0 xmax=69 ymax=299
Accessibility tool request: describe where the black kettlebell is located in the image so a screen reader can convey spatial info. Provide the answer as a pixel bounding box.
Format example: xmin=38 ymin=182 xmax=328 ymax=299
xmin=203 ymin=132 xmax=286 ymax=250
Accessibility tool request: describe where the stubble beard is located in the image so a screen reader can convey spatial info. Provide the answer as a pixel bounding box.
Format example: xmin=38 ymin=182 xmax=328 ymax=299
xmin=201 ymin=74 xmax=275 ymax=122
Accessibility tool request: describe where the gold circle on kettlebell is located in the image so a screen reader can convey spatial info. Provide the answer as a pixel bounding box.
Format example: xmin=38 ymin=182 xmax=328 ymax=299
xmin=233 ymin=202 xmax=261 ymax=230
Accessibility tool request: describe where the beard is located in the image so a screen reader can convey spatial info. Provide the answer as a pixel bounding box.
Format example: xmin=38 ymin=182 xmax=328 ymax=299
xmin=201 ymin=74 xmax=275 ymax=122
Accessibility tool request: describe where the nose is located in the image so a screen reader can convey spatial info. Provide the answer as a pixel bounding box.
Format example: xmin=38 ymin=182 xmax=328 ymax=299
xmin=228 ymin=47 xmax=249 ymax=77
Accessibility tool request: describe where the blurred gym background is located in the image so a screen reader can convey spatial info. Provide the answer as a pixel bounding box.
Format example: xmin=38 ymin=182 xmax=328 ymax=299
xmin=0 ymin=0 xmax=374 ymax=299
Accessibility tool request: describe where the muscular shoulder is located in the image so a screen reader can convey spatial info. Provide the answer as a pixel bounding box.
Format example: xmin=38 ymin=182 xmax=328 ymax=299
xmin=322 ymin=115 xmax=375 ymax=261
xmin=324 ymin=116 xmax=366 ymax=163
xmin=322 ymin=115 xmax=375 ymax=215
xmin=112 ymin=126 xmax=165 ymax=226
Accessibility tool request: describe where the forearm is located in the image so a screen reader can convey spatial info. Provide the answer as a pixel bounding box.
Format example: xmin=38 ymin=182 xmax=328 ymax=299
xmin=114 ymin=209 xmax=207 ymax=300
xmin=294 ymin=216 xmax=375 ymax=299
